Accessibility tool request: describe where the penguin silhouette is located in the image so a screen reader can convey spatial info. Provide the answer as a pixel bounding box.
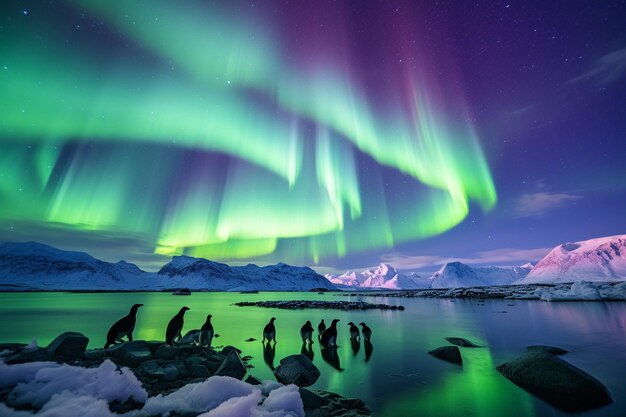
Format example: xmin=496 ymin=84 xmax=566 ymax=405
xmin=348 ymin=322 xmax=360 ymax=341
xmin=320 ymin=319 xmax=340 ymax=348
xmin=104 ymin=304 xmax=143 ymax=349
xmin=300 ymin=320 xmax=314 ymax=344
xmin=263 ymin=317 xmax=277 ymax=344
xmin=359 ymin=322 xmax=372 ymax=342
xmin=199 ymin=314 xmax=214 ymax=348
xmin=317 ymin=319 xmax=326 ymax=340
xmin=165 ymin=306 xmax=189 ymax=345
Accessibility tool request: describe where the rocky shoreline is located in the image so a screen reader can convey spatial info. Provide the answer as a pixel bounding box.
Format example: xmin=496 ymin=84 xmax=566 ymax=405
xmin=338 ymin=281 xmax=626 ymax=301
xmin=234 ymin=300 xmax=405 ymax=310
xmin=0 ymin=332 xmax=370 ymax=417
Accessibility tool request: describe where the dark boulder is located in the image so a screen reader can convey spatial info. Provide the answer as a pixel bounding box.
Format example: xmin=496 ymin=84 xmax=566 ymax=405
xmin=245 ymin=375 xmax=263 ymax=385
xmin=215 ymin=350 xmax=247 ymax=380
xmin=496 ymin=351 xmax=612 ymax=412
xmin=108 ymin=341 xmax=153 ymax=366
xmin=428 ymin=346 xmax=462 ymax=365
xmin=4 ymin=348 xmax=50 ymax=364
xmin=221 ymin=345 xmax=242 ymax=356
xmin=300 ymin=388 xmax=328 ymax=409
xmin=445 ymin=337 xmax=480 ymax=347
xmin=46 ymin=332 xmax=89 ymax=360
xmin=526 ymin=345 xmax=568 ymax=355
xmin=273 ymin=354 xmax=320 ymax=387
xmin=179 ymin=330 xmax=200 ymax=345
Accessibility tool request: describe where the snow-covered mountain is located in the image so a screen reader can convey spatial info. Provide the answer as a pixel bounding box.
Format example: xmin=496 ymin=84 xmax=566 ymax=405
xmin=0 ymin=242 xmax=336 ymax=291
xmin=325 ymin=263 xmax=430 ymax=289
xmin=0 ymin=241 xmax=157 ymax=290
xmin=430 ymin=262 xmax=532 ymax=288
xmin=158 ymin=256 xmax=336 ymax=291
xmin=520 ymin=235 xmax=626 ymax=283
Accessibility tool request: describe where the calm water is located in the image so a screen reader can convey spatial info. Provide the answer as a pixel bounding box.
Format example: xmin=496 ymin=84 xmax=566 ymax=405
xmin=1 ymin=292 xmax=625 ymax=417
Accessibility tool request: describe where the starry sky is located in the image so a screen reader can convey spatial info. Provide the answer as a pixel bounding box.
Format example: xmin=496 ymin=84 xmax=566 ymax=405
xmin=1 ymin=1 xmax=625 ymax=273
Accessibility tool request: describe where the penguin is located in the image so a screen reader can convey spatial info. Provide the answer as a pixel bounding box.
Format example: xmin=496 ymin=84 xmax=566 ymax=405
xmin=317 ymin=319 xmax=326 ymax=340
xmin=348 ymin=322 xmax=360 ymax=341
xmin=359 ymin=322 xmax=372 ymax=342
xmin=104 ymin=304 xmax=143 ymax=349
xmin=165 ymin=306 xmax=190 ymax=345
xmin=263 ymin=317 xmax=277 ymax=344
xmin=199 ymin=314 xmax=214 ymax=348
xmin=320 ymin=319 xmax=340 ymax=348
xmin=300 ymin=320 xmax=314 ymax=344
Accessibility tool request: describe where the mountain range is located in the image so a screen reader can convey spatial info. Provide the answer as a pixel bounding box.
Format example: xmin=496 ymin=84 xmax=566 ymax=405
xmin=1 ymin=234 xmax=624 ymax=291
xmin=325 ymin=234 xmax=626 ymax=289
xmin=0 ymin=242 xmax=335 ymax=291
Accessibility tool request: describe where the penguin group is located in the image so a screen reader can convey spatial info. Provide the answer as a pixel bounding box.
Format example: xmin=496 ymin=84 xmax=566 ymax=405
xmin=104 ymin=305 xmax=217 ymax=349
xmin=104 ymin=304 xmax=374 ymax=365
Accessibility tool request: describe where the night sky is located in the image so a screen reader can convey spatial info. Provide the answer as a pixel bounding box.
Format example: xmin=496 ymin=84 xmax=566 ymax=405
xmin=1 ymin=1 xmax=625 ymax=273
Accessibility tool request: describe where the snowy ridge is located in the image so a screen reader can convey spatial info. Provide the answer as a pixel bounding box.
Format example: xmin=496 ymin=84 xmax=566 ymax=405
xmin=520 ymin=234 xmax=626 ymax=283
xmin=159 ymin=257 xmax=336 ymax=291
xmin=325 ymin=263 xmax=430 ymax=290
xmin=430 ymin=262 xmax=533 ymax=289
xmin=0 ymin=242 xmax=335 ymax=291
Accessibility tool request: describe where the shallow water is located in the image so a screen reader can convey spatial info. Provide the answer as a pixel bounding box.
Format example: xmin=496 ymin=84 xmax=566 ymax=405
xmin=1 ymin=292 xmax=625 ymax=417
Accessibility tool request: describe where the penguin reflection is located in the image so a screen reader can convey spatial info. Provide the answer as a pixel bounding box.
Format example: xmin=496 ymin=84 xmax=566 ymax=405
xmin=364 ymin=340 xmax=373 ymax=362
xmin=301 ymin=342 xmax=314 ymax=361
xmin=321 ymin=346 xmax=343 ymax=371
xmin=262 ymin=341 xmax=276 ymax=370
xmin=350 ymin=338 xmax=360 ymax=356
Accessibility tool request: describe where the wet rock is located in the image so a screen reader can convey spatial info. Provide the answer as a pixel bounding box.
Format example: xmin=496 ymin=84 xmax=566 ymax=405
xmin=428 ymin=346 xmax=462 ymax=365
xmin=308 ymin=390 xmax=370 ymax=416
xmin=83 ymin=348 xmax=106 ymax=361
xmin=154 ymin=345 xmax=179 ymax=360
xmin=445 ymin=337 xmax=480 ymax=348
xmin=140 ymin=360 xmax=180 ymax=381
xmin=0 ymin=343 xmax=27 ymax=351
xmin=189 ymin=364 xmax=210 ymax=378
xmin=108 ymin=341 xmax=153 ymax=366
xmin=245 ymin=375 xmax=262 ymax=385
xmin=46 ymin=332 xmax=89 ymax=360
xmin=274 ymin=354 xmax=320 ymax=387
xmin=245 ymin=338 xmax=257 ymax=342
xmin=4 ymin=348 xmax=49 ymax=364
xmin=221 ymin=345 xmax=242 ymax=356
xmin=215 ymin=350 xmax=247 ymax=380
xmin=179 ymin=330 xmax=200 ymax=345
xmin=526 ymin=345 xmax=568 ymax=355
xmin=300 ymin=388 xmax=328 ymax=409
xmin=234 ymin=300 xmax=404 ymax=311
xmin=496 ymin=351 xmax=612 ymax=412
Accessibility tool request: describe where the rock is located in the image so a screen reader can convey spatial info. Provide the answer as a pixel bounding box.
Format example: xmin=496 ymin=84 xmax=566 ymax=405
xmin=526 ymin=345 xmax=568 ymax=355
xmin=4 ymin=348 xmax=50 ymax=364
xmin=245 ymin=338 xmax=257 ymax=342
xmin=46 ymin=332 xmax=89 ymax=360
xmin=245 ymin=375 xmax=262 ymax=385
xmin=0 ymin=343 xmax=27 ymax=351
xmin=140 ymin=360 xmax=180 ymax=381
xmin=83 ymin=349 xmax=106 ymax=361
xmin=221 ymin=345 xmax=242 ymax=356
xmin=108 ymin=341 xmax=153 ymax=366
xmin=309 ymin=390 xmax=370 ymax=416
xmin=155 ymin=345 xmax=179 ymax=360
xmin=189 ymin=364 xmax=210 ymax=378
xmin=445 ymin=337 xmax=480 ymax=348
xmin=428 ymin=346 xmax=462 ymax=365
xmin=179 ymin=330 xmax=200 ymax=345
xmin=274 ymin=354 xmax=320 ymax=387
xmin=300 ymin=388 xmax=328 ymax=409
xmin=215 ymin=350 xmax=247 ymax=380
xmin=496 ymin=351 xmax=613 ymax=412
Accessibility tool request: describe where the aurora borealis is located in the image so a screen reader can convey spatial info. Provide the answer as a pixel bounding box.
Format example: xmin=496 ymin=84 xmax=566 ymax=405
xmin=2 ymin=1 xmax=626 ymax=270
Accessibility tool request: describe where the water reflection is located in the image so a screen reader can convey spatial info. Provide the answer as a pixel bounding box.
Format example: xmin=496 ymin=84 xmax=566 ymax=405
xmin=351 ymin=338 xmax=360 ymax=356
xmin=301 ymin=342 xmax=314 ymax=361
xmin=321 ymin=347 xmax=343 ymax=371
xmin=262 ymin=341 xmax=276 ymax=370
xmin=364 ymin=341 xmax=373 ymax=362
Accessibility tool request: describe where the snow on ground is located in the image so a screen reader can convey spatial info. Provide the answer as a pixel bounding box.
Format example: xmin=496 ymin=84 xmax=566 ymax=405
xmin=0 ymin=359 xmax=304 ymax=417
